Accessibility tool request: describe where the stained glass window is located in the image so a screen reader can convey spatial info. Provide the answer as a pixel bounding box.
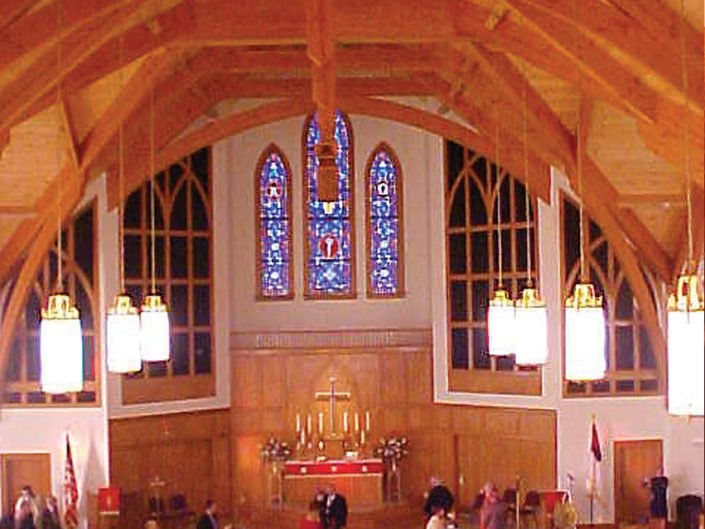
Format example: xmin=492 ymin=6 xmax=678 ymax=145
xmin=366 ymin=144 xmax=403 ymax=297
xmin=304 ymin=111 xmax=355 ymax=297
xmin=256 ymin=145 xmax=293 ymax=299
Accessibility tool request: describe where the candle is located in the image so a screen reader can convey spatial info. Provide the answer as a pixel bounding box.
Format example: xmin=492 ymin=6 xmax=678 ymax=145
xmin=365 ymin=410 xmax=370 ymax=432
xmin=300 ymin=427 xmax=305 ymax=445
xmin=296 ymin=413 xmax=301 ymax=432
xmin=307 ymin=414 xmax=312 ymax=434
xmin=318 ymin=412 xmax=324 ymax=433
xmin=361 ymin=429 xmax=366 ymax=445
xmin=343 ymin=411 xmax=349 ymax=432
xmin=354 ymin=412 xmax=359 ymax=432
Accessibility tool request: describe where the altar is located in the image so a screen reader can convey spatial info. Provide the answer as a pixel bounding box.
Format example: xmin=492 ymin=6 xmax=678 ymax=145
xmin=283 ymin=459 xmax=385 ymax=510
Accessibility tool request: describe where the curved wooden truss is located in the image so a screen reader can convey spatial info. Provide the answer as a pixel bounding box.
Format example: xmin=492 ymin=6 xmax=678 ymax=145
xmin=0 ymin=0 xmax=702 ymax=397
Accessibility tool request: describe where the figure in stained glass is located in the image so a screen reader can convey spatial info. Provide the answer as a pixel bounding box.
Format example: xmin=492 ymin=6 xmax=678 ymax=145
xmin=366 ymin=145 xmax=402 ymax=296
xmin=305 ymin=112 xmax=354 ymax=296
xmin=257 ymin=146 xmax=292 ymax=298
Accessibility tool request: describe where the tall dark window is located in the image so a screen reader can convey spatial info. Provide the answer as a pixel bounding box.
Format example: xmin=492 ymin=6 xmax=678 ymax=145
xmin=445 ymin=141 xmax=540 ymax=395
xmin=561 ymin=195 xmax=660 ymax=397
xmin=121 ymin=147 xmax=214 ymax=404
xmin=3 ymin=202 xmax=99 ymax=406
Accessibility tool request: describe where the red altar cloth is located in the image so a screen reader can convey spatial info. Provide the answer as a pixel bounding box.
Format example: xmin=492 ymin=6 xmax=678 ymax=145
xmin=284 ymin=459 xmax=385 ymax=476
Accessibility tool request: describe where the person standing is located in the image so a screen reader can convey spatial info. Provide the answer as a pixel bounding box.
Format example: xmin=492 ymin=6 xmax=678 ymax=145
xmin=324 ymin=485 xmax=347 ymax=529
xmin=196 ymin=500 xmax=218 ymax=529
xmin=40 ymin=496 xmax=61 ymax=529
xmin=480 ymin=483 xmax=507 ymax=529
xmin=424 ymin=484 xmax=456 ymax=529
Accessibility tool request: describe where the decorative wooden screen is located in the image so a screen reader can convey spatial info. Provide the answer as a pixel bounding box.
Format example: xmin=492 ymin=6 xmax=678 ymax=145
xmin=256 ymin=144 xmax=293 ymax=300
xmin=3 ymin=201 xmax=100 ymax=406
xmin=561 ymin=195 xmax=660 ymax=397
xmin=365 ymin=143 xmax=404 ymax=298
xmin=445 ymin=141 xmax=541 ymax=395
xmin=121 ymin=147 xmax=214 ymax=404
xmin=303 ymin=111 xmax=355 ymax=298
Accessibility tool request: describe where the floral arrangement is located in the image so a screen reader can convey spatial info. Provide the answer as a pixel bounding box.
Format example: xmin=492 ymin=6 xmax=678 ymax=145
xmin=261 ymin=438 xmax=292 ymax=462
xmin=374 ymin=437 xmax=409 ymax=464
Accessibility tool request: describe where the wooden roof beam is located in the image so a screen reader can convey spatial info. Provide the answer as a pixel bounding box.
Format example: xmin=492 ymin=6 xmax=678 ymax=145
xmin=505 ymin=0 xmax=703 ymax=113
xmin=0 ymin=0 xmax=155 ymax=145
xmin=452 ymin=43 xmax=575 ymax=172
xmin=0 ymin=0 xmax=42 ymax=32
xmin=503 ymin=0 xmax=660 ymax=124
xmin=671 ymin=186 xmax=705 ymax=284
xmin=57 ymin=98 xmax=79 ymax=170
xmin=421 ymin=73 xmax=552 ymax=202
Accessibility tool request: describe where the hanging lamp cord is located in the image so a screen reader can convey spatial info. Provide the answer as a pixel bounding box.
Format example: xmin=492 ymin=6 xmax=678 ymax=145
xmin=522 ymin=59 xmax=533 ymax=288
xmin=56 ymin=0 xmax=63 ymax=292
xmin=495 ymin=101 xmax=503 ymax=289
xmin=117 ymin=4 xmax=126 ymax=294
xmin=150 ymin=86 xmax=157 ymax=294
xmin=572 ymin=0 xmax=587 ymax=284
xmin=679 ymin=0 xmax=694 ymax=273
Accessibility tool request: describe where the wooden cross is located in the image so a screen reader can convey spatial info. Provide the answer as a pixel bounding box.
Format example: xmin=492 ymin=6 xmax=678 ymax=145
xmin=315 ymin=377 xmax=351 ymax=434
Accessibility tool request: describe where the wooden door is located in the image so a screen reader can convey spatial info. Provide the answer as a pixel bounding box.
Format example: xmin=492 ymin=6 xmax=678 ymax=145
xmin=1 ymin=453 xmax=52 ymax=514
xmin=614 ymin=439 xmax=663 ymax=525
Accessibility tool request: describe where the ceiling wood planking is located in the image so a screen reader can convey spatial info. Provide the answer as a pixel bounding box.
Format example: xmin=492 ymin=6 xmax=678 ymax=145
xmin=505 ymin=0 xmax=703 ymax=112
xmin=0 ymin=0 xmax=146 ymax=77
xmin=57 ymin=98 xmax=79 ymax=170
xmin=0 ymin=1 xmax=154 ymax=144
xmin=504 ymin=0 xmax=659 ymax=124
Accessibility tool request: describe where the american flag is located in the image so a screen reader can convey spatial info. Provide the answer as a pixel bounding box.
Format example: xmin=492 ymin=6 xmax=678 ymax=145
xmin=63 ymin=433 xmax=79 ymax=529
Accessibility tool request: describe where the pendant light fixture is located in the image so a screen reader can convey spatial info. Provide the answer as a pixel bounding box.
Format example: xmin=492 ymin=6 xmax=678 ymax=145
xmin=667 ymin=0 xmax=704 ymax=416
xmin=106 ymin=7 xmax=141 ymax=374
xmin=564 ymin=0 xmax=605 ymax=382
xmin=40 ymin=0 xmax=83 ymax=394
xmin=515 ymin=62 xmax=548 ymax=366
xmin=487 ymin=113 xmax=515 ymax=356
xmin=140 ymin=86 xmax=170 ymax=362
xmin=564 ymin=106 xmax=606 ymax=381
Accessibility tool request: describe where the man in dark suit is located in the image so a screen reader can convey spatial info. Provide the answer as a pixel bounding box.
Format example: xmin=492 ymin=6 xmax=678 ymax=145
xmin=324 ymin=485 xmax=347 ymax=529
xmin=196 ymin=500 xmax=218 ymax=529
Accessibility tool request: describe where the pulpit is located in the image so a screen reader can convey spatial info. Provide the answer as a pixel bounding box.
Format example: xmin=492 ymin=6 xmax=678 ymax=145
xmin=283 ymin=459 xmax=385 ymax=510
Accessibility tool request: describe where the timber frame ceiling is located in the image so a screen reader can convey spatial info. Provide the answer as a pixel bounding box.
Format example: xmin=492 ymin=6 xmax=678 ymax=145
xmin=0 ymin=1 xmax=702 ymax=351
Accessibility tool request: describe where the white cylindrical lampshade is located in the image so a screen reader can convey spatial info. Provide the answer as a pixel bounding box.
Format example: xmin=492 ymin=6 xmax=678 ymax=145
xmin=488 ymin=288 xmax=515 ymax=356
xmin=565 ymin=307 xmax=606 ymax=381
xmin=140 ymin=294 xmax=170 ymax=362
xmin=107 ymin=294 xmax=141 ymax=373
xmin=667 ymin=274 xmax=704 ymax=416
xmin=40 ymin=294 xmax=83 ymax=394
xmin=668 ymin=310 xmax=704 ymax=415
xmin=515 ymin=288 xmax=548 ymax=365
xmin=565 ymin=283 xmax=606 ymax=381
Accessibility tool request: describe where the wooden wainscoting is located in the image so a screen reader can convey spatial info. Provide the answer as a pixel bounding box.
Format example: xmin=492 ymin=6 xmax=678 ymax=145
xmin=230 ymin=330 xmax=556 ymax=515
xmin=109 ymin=409 xmax=231 ymax=523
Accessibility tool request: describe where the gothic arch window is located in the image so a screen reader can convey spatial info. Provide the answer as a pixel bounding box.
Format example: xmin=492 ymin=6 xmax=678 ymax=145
xmin=561 ymin=195 xmax=660 ymax=397
xmin=121 ymin=147 xmax=214 ymax=404
xmin=256 ymin=144 xmax=293 ymax=300
xmin=365 ymin=143 xmax=404 ymax=298
xmin=444 ymin=141 xmax=541 ymax=395
xmin=3 ymin=202 xmax=99 ymax=406
xmin=303 ymin=111 xmax=355 ymax=298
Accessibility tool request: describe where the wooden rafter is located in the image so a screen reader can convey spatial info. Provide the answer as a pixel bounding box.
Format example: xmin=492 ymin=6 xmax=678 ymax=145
xmin=0 ymin=0 xmax=41 ymax=32
xmin=505 ymin=0 xmax=703 ymax=112
xmin=504 ymin=0 xmax=659 ymax=123
xmin=57 ymin=98 xmax=79 ymax=170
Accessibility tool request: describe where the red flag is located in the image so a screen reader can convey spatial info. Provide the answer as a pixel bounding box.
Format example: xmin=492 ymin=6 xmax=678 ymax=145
xmin=63 ymin=434 xmax=79 ymax=529
xmin=590 ymin=420 xmax=602 ymax=462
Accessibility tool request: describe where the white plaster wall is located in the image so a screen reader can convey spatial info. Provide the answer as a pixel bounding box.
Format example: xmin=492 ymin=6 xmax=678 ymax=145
xmin=225 ymin=114 xmax=435 ymax=332
xmin=0 ymin=177 xmax=110 ymax=526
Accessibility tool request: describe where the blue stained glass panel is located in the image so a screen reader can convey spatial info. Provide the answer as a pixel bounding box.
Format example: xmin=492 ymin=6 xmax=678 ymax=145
xmin=306 ymin=112 xmax=353 ymax=295
xmin=368 ymin=149 xmax=400 ymax=295
xmin=259 ymin=149 xmax=291 ymax=297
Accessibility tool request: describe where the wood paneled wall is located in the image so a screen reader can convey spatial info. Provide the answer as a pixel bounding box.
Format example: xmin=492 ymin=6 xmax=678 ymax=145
xmin=109 ymin=409 xmax=231 ymax=518
xmin=230 ymin=336 xmax=556 ymax=511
